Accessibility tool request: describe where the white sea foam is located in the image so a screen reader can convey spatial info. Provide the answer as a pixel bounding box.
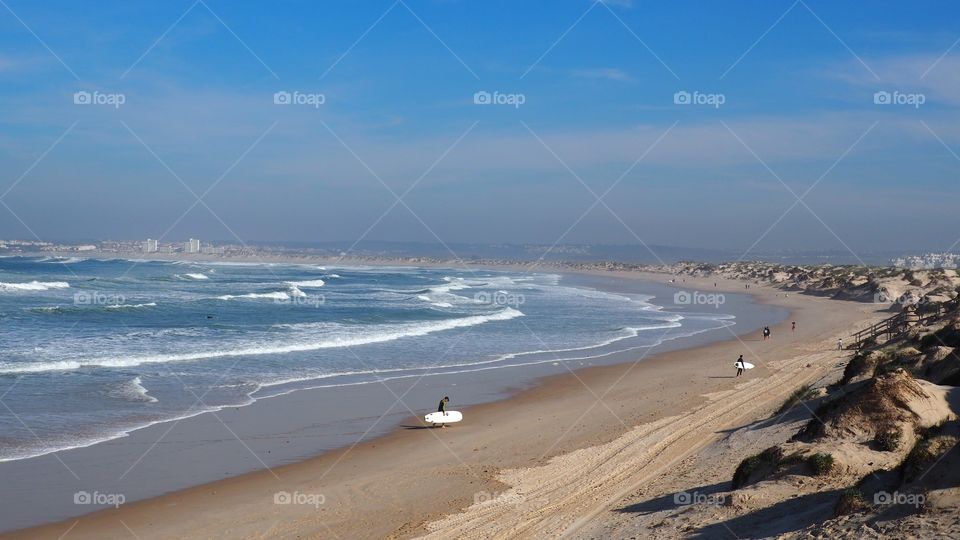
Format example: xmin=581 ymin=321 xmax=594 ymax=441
xmin=0 ymin=281 xmax=70 ymax=292
xmin=414 ymin=276 xmax=487 ymax=306
xmin=38 ymin=256 xmax=86 ymax=264
xmin=287 ymin=285 xmax=306 ymax=298
xmin=105 ymin=302 xmax=157 ymax=310
xmin=182 ymin=273 xmax=209 ymax=280
xmin=0 ymin=308 xmax=525 ymax=374
xmin=200 ymin=261 xmax=278 ymax=267
xmin=256 ymin=318 xmax=737 ymax=395
xmin=106 ymin=376 xmax=158 ymax=403
xmin=416 ymin=294 xmax=453 ymax=308
xmin=0 ymin=266 xmax=748 ymax=465
xmin=216 ymin=291 xmax=290 ymax=301
xmin=286 ymin=279 xmax=324 ymax=288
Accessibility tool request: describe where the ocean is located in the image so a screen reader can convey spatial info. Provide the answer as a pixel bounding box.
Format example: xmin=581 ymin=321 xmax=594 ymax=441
xmin=0 ymin=256 xmax=737 ymax=464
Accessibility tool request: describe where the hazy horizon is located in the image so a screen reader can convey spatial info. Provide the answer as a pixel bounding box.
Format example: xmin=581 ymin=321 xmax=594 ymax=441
xmin=2 ymin=0 xmax=959 ymax=262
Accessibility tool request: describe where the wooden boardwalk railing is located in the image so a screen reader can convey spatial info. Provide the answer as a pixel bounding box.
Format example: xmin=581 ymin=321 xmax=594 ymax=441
xmin=850 ymin=312 xmax=907 ymax=349
xmin=850 ymin=299 xmax=956 ymax=349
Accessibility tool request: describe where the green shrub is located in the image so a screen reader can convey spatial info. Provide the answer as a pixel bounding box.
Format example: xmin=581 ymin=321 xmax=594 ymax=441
xmin=840 ymin=353 xmax=878 ymax=385
xmin=732 ymin=455 xmax=761 ymax=489
xmin=794 ymin=398 xmax=841 ymax=441
xmin=732 ymin=447 xmax=785 ymax=489
xmin=779 ymin=451 xmax=806 ymax=467
xmin=776 ymin=384 xmax=816 ymax=415
xmin=874 ymin=426 xmax=902 ymax=452
xmin=834 ymin=488 xmax=868 ymax=516
xmin=916 ymin=420 xmax=946 ymax=439
xmin=808 ymin=452 xmax=835 ymax=476
xmin=901 ymin=434 xmax=959 ymax=483
xmin=918 ymin=333 xmax=939 ymax=349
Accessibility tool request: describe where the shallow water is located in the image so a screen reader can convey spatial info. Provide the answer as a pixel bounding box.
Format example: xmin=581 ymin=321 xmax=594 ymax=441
xmin=0 ymin=257 xmax=737 ymax=463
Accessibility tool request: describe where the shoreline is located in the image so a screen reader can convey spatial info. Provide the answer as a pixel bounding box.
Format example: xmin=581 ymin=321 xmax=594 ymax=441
xmin=0 ymin=268 xmax=879 ymax=539
xmin=0 ymin=266 xmax=757 ymax=469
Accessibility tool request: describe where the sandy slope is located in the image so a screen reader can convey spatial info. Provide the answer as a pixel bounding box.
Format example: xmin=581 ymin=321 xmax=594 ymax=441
xmin=421 ymin=278 xmax=876 ymax=539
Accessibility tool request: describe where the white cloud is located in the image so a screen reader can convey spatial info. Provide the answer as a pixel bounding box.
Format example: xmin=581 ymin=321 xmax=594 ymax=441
xmin=254 ymin=112 xmax=946 ymax=186
xmin=570 ymin=67 xmax=631 ymax=81
xmin=829 ymin=53 xmax=960 ymax=106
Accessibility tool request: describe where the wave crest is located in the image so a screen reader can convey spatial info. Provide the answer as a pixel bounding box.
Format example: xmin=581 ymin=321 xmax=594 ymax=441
xmin=0 ymin=308 xmax=525 ymax=374
xmin=106 ymin=376 xmax=158 ymax=403
xmin=0 ymin=281 xmax=70 ymax=292
xmin=286 ymin=279 xmax=324 ymax=288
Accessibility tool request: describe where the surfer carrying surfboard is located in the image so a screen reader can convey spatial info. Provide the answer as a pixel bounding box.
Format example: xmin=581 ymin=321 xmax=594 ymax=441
xmin=437 ymin=396 xmax=450 ymax=427
xmin=735 ymin=355 xmax=745 ymax=377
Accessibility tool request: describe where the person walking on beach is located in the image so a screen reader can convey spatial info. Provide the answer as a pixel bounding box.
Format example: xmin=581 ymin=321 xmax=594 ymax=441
xmin=436 ymin=396 xmax=450 ymax=427
xmin=792 ymin=321 xmax=796 ymax=332
xmin=735 ymin=355 xmax=745 ymax=377
xmin=837 ymin=338 xmax=843 ymax=351
xmin=763 ymin=326 xmax=771 ymax=340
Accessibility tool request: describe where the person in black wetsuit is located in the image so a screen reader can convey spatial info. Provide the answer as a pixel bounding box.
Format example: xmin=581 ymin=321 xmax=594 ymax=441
xmin=436 ymin=396 xmax=450 ymax=427
xmin=735 ymin=355 xmax=745 ymax=377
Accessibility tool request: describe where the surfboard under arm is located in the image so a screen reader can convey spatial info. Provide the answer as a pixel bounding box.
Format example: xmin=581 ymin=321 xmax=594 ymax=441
xmin=425 ymin=411 xmax=463 ymax=423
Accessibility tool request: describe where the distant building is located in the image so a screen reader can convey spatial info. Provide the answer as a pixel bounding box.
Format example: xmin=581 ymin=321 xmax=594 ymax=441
xmin=184 ymin=238 xmax=200 ymax=254
xmin=143 ymin=239 xmax=158 ymax=253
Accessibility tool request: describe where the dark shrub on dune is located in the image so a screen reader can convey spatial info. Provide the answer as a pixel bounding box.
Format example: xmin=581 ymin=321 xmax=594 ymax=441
xmin=808 ymin=452 xmax=835 ymax=476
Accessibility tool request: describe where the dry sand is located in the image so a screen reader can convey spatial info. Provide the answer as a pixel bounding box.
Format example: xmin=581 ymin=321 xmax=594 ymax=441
xmin=1 ymin=272 xmax=884 ymax=539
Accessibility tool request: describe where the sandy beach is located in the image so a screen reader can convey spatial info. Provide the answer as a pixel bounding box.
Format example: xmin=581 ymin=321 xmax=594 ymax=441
xmin=1 ymin=271 xmax=884 ymax=539
xmin=5 ymin=2 xmax=956 ymax=536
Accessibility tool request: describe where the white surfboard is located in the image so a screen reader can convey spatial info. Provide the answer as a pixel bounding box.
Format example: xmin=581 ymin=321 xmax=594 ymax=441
xmin=425 ymin=411 xmax=463 ymax=424
xmin=737 ymin=362 xmax=756 ymax=369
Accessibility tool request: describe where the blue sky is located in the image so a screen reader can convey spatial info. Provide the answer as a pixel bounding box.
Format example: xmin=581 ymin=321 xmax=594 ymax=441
xmin=1 ymin=0 xmax=959 ymax=255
